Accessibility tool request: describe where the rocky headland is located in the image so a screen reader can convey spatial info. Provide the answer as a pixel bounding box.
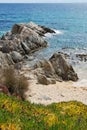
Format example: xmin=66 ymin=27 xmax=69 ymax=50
xmin=0 ymin=22 xmax=55 ymax=67
xmin=0 ymin=22 xmax=78 ymax=83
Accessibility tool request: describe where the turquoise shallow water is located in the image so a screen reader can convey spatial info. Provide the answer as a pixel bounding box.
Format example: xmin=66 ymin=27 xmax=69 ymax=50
xmin=0 ymin=3 xmax=87 ymax=82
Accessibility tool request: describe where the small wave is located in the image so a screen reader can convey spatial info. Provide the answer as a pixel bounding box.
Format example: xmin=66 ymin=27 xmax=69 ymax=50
xmin=73 ymin=79 xmax=87 ymax=87
xmin=54 ymin=29 xmax=63 ymax=35
xmin=45 ymin=33 xmax=53 ymax=38
xmin=0 ymin=31 xmax=6 ymax=36
xmin=45 ymin=29 xmax=63 ymax=38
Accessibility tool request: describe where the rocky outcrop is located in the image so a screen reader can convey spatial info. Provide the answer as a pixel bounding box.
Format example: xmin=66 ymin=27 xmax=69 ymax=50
xmin=37 ymin=74 xmax=56 ymax=85
xmin=26 ymin=22 xmax=55 ymax=36
xmin=1 ymin=23 xmax=48 ymax=54
xmin=49 ymin=53 xmax=78 ymax=81
xmin=37 ymin=74 xmax=51 ymax=85
xmin=76 ymin=54 xmax=87 ymax=62
xmin=0 ymin=22 xmax=78 ymax=84
xmin=0 ymin=22 xmax=55 ymax=66
xmin=35 ymin=53 xmax=78 ymax=85
xmin=11 ymin=51 xmax=23 ymax=63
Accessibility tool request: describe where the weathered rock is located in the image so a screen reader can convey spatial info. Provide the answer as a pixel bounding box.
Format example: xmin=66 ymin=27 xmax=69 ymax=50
xmin=35 ymin=60 xmax=55 ymax=78
xmin=11 ymin=51 xmax=23 ymax=63
xmin=1 ymin=43 xmax=11 ymax=53
xmin=37 ymin=74 xmax=52 ymax=85
xmin=0 ymin=52 xmax=8 ymax=68
xmin=76 ymin=54 xmax=87 ymax=62
xmin=14 ymin=63 xmax=22 ymax=70
xmin=0 ymin=22 xmax=78 ymax=84
xmin=21 ymin=42 xmax=30 ymax=54
xmin=0 ymin=22 xmax=55 ymax=68
xmin=19 ymin=26 xmax=48 ymax=48
xmin=40 ymin=25 xmax=55 ymax=34
xmin=0 ymin=40 xmax=19 ymax=53
xmin=34 ymin=52 xmax=78 ymax=83
xmin=6 ymin=54 xmax=14 ymax=65
xmin=27 ymin=22 xmax=55 ymax=36
xmin=1 ymin=22 xmax=49 ymax=55
xmin=11 ymin=24 xmax=24 ymax=34
xmin=48 ymin=78 xmax=56 ymax=84
xmin=26 ymin=22 xmax=45 ymax=36
xmin=49 ymin=53 xmax=78 ymax=81
xmin=57 ymin=52 xmax=70 ymax=59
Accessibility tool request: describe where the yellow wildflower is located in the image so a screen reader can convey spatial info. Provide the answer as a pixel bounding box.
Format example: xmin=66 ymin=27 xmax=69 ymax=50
xmin=44 ymin=113 xmax=58 ymax=127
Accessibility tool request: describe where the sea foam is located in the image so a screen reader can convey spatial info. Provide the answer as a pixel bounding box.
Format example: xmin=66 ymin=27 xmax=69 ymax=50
xmin=45 ymin=29 xmax=63 ymax=38
xmin=73 ymin=79 xmax=87 ymax=87
xmin=54 ymin=29 xmax=63 ymax=35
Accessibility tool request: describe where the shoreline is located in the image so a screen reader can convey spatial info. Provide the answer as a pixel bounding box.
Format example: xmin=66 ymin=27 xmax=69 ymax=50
xmin=0 ymin=21 xmax=87 ymax=106
xmin=26 ymin=80 xmax=87 ymax=105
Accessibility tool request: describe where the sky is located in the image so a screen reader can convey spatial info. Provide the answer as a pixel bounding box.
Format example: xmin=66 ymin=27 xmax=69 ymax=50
xmin=0 ymin=0 xmax=87 ymax=3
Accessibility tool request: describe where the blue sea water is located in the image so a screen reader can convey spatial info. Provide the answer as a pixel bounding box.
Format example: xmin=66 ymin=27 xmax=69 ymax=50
xmin=0 ymin=3 xmax=87 ymax=50
xmin=0 ymin=3 xmax=87 ymax=82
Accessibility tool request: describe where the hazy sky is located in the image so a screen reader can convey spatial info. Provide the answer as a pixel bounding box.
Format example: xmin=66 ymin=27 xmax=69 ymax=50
xmin=0 ymin=0 xmax=87 ymax=3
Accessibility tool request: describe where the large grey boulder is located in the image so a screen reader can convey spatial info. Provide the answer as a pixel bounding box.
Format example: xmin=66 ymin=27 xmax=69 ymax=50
xmin=21 ymin=42 xmax=30 ymax=54
xmin=37 ymin=74 xmax=56 ymax=85
xmin=37 ymin=74 xmax=51 ymax=85
xmin=35 ymin=53 xmax=78 ymax=83
xmin=35 ymin=60 xmax=56 ymax=78
xmin=11 ymin=51 xmax=23 ymax=63
xmin=49 ymin=53 xmax=78 ymax=81
xmin=3 ymin=22 xmax=49 ymax=55
xmin=26 ymin=22 xmax=55 ymax=36
xmin=11 ymin=24 xmax=24 ymax=34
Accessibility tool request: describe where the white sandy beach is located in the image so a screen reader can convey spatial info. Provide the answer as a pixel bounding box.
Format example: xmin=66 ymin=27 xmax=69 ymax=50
xmin=26 ymin=79 xmax=87 ymax=105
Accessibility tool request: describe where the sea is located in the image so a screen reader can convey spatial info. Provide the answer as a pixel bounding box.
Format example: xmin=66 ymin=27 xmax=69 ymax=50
xmin=0 ymin=3 xmax=87 ymax=86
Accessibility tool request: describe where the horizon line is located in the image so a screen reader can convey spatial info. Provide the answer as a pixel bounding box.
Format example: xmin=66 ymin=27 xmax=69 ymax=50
xmin=0 ymin=2 xmax=87 ymax=4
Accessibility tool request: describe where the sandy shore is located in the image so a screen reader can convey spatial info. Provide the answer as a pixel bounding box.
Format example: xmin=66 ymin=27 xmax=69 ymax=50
xmin=26 ymin=79 xmax=87 ymax=105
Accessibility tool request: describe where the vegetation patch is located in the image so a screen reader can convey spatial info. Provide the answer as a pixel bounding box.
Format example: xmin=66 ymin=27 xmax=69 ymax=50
xmin=1 ymin=67 xmax=29 ymax=100
xmin=0 ymin=93 xmax=87 ymax=130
